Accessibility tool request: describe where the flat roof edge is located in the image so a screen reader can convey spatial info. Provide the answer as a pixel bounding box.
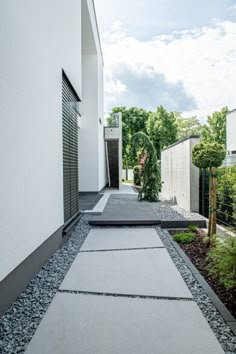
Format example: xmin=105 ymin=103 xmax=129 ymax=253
xmin=161 ymin=135 xmax=200 ymax=152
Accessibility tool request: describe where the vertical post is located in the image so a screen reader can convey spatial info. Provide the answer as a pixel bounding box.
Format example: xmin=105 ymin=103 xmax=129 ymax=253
xmin=208 ymin=168 xmax=212 ymax=237
xmin=211 ymin=167 xmax=217 ymax=236
xmin=201 ymin=169 xmax=205 ymax=216
xmin=118 ymin=112 xmax=122 ymax=189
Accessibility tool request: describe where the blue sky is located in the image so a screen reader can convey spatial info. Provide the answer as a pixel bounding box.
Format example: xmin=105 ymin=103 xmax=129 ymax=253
xmin=94 ymin=0 xmax=236 ymax=120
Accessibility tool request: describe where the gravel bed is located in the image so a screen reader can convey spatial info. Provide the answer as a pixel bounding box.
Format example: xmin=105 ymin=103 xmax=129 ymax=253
xmin=1 ymin=211 xmax=235 ymax=353
xmin=0 ymin=215 xmax=92 ymax=354
xmin=156 ymin=227 xmax=236 ymax=354
xmin=107 ymin=194 xmax=206 ymax=221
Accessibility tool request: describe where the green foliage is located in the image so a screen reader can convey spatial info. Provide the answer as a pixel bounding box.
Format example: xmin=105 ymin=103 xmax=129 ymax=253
xmin=201 ymin=107 xmax=228 ymax=147
xmin=208 ymin=237 xmax=236 ymax=289
xmin=146 ymin=105 xmax=177 ymax=159
xmin=110 ymin=107 xmax=150 ymax=168
xmin=188 ymin=224 xmax=198 ymax=232
xmin=192 ymin=141 xmax=226 ymax=169
xmin=175 ymin=113 xmax=202 ymax=140
xmin=217 ymin=166 xmax=236 ymax=228
xmin=173 ymin=232 xmax=196 ymax=244
xmin=131 ymin=132 xmax=162 ymax=202
xmin=133 ymin=165 xmax=141 ymax=186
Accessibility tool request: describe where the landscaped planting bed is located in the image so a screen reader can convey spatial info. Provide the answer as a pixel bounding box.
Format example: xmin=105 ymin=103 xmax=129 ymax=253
xmin=169 ymin=228 xmax=236 ymax=318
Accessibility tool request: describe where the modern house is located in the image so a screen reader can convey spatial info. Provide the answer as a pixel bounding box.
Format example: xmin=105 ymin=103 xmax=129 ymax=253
xmin=0 ymin=0 xmax=107 ymax=316
xmin=225 ymin=109 xmax=236 ymax=166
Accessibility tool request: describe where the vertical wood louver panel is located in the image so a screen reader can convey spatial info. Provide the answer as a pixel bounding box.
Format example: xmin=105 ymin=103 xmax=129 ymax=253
xmin=62 ymin=73 xmax=79 ymax=223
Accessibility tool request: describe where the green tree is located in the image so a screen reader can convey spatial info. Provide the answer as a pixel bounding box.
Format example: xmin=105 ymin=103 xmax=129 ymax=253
xmin=192 ymin=141 xmax=226 ymax=244
xmin=110 ymin=107 xmax=150 ymax=169
xmin=201 ymin=107 xmax=228 ymax=147
xmin=175 ymin=113 xmax=202 ymax=140
xmin=146 ymin=106 xmax=177 ymax=159
xmin=131 ymin=132 xmax=162 ymax=202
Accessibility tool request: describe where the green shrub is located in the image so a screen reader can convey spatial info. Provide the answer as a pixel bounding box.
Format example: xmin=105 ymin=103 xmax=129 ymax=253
xmin=188 ymin=224 xmax=198 ymax=233
xmin=217 ymin=167 xmax=236 ymax=227
xmin=173 ymin=232 xmax=196 ymax=244
xmin=208 ymin=237 xmax=236 ymax=289
xmin=133 ymin=165 xmax=141 ymax=186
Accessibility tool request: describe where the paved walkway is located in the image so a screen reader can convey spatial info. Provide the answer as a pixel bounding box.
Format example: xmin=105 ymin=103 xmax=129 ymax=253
xmin=25 ymin=206 xmax=224 ymax=353
xmin=83 ymin=183 xmax=136 ymax=214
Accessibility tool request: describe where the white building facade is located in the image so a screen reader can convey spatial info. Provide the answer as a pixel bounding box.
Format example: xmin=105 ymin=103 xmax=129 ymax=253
xmin=0 ymin=0 xmax=106 ymax=315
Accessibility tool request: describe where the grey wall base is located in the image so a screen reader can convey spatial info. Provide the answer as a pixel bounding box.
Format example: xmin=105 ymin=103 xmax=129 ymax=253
xmin=0 ymin=226 xmax=63 ymax=317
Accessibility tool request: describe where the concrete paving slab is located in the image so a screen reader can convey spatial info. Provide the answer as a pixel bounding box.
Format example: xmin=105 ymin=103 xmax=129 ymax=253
xmin=90 ymin=205 xmax=161 ymax=225
xmin=80 ymin=228 xmax=164 ymax=251
xmin=60 ymin=248 xmax=192 ymax=298
xmin=25 ymin=293 xmax=224 ymax=354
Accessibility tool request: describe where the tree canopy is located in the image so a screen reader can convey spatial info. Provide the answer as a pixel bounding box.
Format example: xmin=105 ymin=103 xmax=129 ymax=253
xmin=108 ymin=105 xmax=228 ymax=168
xmin=109 ymin=107 xmax=150 ymax=168
xmin=175 ymin=113 xmax=202 ymax=140
xmin=192 ymin=141 xmax=226 ymax=169
xmin=146 ymin=106 xmax=177 ymax=159
xmin=201 ymin=107 xmax=228 ymax=147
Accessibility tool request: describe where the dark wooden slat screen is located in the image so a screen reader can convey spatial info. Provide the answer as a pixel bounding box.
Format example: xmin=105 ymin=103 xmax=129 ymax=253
xmin=62 ymin=74 xmax=79 ymax=223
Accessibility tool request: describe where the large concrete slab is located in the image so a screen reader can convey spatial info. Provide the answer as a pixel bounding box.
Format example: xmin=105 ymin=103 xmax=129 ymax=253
xmin=89 ymin=205 xmax=161 ymax=225
xmin=80 ymin=228 xmax=164 ymax=251
xmin=60 ymin=248 xmax=192 ymax=298
xmin=25 ymin=293 xmax=224 ymax=354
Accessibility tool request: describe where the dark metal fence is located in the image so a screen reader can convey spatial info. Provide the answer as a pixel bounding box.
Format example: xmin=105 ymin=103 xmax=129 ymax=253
xmin=199 ymin=166 xmax=236 ymax=233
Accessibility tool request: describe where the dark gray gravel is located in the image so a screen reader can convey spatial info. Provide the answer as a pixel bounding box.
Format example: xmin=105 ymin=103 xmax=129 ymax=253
xmin=156 ymin=228 xmax=236 ymax=354
xmin=107 ymin=194 xmax=206 ymax=221
xmin=1 ymin=211 xmax=235 ymax=354
xmin=0 ymin=215 xmax=92 ymax=354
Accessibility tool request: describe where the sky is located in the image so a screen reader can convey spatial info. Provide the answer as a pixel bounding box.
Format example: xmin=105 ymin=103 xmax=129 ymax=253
xmin=94 ymin=0 xmax=236 ymax=121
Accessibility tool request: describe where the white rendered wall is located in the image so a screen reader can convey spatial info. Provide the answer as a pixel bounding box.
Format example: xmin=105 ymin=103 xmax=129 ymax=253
xmin=80 ymin=54 xmax=99 ymax=192
xmin=80 ymin=0 xmax=106 ymax=192
xmin=97 ymin=54 xmax=107 ymax=191
xmin=227 ymin=110 xmax=236 ymax=153
xmin=0 ymin=0 xmax=82 ymax=282
xmin=161 ymin=137 xmax=200 ymax=212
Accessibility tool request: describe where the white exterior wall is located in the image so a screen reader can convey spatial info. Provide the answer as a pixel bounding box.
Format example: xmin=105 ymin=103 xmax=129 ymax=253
xmin=0 ymin=0 xmax=82 ymax=283
xmin=227 ymin=110 xmax=236 ymax=154
xmin=161 ymin=137 xmax=200 ymax=212
xmin=0 ymin=0 xmax=105 ymax=285
xmin=79 ymin=0 xmax=106 ymax=192
xmin=98 ymin=55 xmax=107 ymax=191
xmin=80 ymin=54 xmax=99 ymax=192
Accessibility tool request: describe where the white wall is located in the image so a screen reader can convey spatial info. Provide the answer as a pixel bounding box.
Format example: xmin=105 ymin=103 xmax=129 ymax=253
xmin=227 ymin=110 xmax=236 ymax=154
xmin=80 ymin=54 xmax=99 ymax=192
xmin=97 ymin=54 xmax=107 ymax=191
xmin=0 ymin=0 xmax=83 ymax=283
xmin=80 ymin=0 xmax=106 ymax=192
xmin=161 ymin=137 xmax=200 ymax=212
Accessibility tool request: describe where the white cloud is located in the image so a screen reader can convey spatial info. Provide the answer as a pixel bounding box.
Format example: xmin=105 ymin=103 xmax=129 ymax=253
xmin=103 ymin=20 xmax=236 ymax=120
xmin=229 ymin=4 xmax=236 ymax=11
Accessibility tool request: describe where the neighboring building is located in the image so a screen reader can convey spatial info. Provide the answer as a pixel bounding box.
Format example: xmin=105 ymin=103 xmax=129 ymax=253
xmin=225 ymin=109 xmax=236 ymax=166
xmin=105 ymin=113 xmax=123 ymax=189
xmin=0 ymin=0 xmax=107 ymax=316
